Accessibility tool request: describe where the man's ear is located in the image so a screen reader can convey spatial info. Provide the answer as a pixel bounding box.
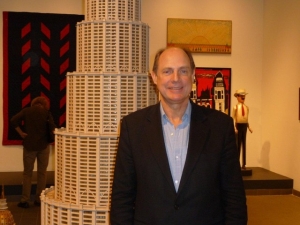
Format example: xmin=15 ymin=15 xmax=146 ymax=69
xmin=151 ymin=71 xmax=157 ymax=85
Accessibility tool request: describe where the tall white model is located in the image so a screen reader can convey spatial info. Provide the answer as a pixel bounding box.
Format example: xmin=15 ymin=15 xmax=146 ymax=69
xmin=40 ymin=1 xmax=157 ymax=224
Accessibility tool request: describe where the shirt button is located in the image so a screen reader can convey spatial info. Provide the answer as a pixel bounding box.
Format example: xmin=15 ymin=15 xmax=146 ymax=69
xmin=175 ymin=155 xmax=179 ymax=159
xmin=174 ymin=204 xmax=179 ymax=210
xmin=171 ymin=133 xmax=174 ymax=136
xmin=175 ymin=180 xmax=178 ymax=184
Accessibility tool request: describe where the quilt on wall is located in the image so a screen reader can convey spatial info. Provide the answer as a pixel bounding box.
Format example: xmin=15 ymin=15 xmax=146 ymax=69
xmin=2 ymin=11 xmax=84 ymax=145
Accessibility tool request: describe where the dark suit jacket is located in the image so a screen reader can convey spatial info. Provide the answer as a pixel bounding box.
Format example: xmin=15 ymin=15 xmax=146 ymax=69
xmin=111 ymin=102 xmax=247 ymax=225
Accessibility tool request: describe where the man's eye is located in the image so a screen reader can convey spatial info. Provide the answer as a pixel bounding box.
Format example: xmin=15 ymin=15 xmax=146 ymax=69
xmin=162 ymin=69 xmax=172 ymax=75
xmin=179 ymin=69 xmax=188 ymax=75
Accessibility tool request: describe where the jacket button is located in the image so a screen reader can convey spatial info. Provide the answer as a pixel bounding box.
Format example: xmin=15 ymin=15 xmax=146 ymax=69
xmin=174 ymin=204 xmax=179 ymax=210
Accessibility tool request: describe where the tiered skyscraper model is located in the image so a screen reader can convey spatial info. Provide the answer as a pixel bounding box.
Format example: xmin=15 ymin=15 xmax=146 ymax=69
xmin=40 ymin=0 xmax=157 ymax=224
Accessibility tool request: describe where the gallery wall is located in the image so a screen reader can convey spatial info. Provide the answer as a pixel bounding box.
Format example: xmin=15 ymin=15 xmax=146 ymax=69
xmin=0 ymin=0 xmax=299 ymax=191
xmin=262 ymin=0 xmax=300 ymax=191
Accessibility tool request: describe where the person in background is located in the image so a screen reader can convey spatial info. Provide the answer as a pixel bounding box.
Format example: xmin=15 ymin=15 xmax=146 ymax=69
xmin=110 ymin=47 xmax=247 ymax=225
xmin=11 ymin=96 xmax=56 ymax=208
xmin=232 ymin=89 xmax=253 ymax=170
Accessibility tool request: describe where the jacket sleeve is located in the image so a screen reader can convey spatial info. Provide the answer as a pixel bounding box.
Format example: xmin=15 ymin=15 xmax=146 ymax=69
xmin=221 ymin=117 xmax=248 ymax=224
xmin=110 ymin=117 xmax=136 ymax=225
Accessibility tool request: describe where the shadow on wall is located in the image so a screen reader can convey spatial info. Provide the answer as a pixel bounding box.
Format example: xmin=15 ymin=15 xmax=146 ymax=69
xmin=258 ymin=141 xmax=270 ymax=169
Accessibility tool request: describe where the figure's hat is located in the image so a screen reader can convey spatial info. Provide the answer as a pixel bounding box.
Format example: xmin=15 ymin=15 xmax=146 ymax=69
xmin=234 ymin=89 xmax=248 ymax=97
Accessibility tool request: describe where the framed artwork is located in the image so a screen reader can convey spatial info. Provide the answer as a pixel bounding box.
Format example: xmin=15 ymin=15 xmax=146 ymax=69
xmin=191 ymin=68 xmax=231 ymax=115
xmin=2 ymin=12 xmax=84 ymax=145
xmin=167 ymin=18 xmax=232 ymax=54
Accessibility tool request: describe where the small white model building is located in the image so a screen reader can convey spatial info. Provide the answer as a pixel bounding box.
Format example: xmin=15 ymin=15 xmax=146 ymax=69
xmin=40 ymin=1 xmax=157 ymax=224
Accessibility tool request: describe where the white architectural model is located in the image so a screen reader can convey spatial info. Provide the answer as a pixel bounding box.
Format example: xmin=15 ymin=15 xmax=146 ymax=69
xmin=40 ymin=1 xmax=157 ymax=224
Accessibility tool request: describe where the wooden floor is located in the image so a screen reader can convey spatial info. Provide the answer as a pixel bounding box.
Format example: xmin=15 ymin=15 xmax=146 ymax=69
xmin=5 ymin=199 xmax=41 ymax=225
xmin=247 ymin=195 xmax=300 ymax=225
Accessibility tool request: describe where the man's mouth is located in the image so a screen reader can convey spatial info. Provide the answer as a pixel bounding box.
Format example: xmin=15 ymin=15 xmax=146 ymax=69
xmin=169 ymin=86 xmax=182 ymax=90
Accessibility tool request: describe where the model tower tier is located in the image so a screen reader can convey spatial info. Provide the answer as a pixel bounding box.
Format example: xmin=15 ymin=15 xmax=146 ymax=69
xmin=40 ymin=1 xmax=157 ymax=224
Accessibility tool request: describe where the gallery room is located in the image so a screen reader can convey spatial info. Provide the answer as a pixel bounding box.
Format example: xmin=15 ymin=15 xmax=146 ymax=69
xmin=0 ymin=0 xmax=300 ymax=224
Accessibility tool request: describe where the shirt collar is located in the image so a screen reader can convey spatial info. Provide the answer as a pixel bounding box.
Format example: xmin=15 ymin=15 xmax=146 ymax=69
xmin=160 ymin=101 xmax=192 ymax=124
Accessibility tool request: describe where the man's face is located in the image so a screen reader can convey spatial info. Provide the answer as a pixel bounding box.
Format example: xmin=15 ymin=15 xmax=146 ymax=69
xmin=151 ymin=48 xmax=194 ymax=106
xmin=237 ymin=94 xmax=246 ymax=103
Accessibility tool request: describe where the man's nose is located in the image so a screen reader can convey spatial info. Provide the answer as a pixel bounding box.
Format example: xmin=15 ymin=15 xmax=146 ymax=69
xmin=171 ymin=71 xmax=179 ymax=81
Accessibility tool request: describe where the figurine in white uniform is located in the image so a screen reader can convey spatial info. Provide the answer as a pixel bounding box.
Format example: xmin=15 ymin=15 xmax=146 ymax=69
xmin=232 ymin=89 xmax=253 ymax=169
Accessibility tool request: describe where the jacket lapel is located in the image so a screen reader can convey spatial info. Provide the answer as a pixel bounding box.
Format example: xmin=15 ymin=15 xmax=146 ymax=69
xmin=178 ymin=104 xmax=210 ymax=194
xmin=146 ymin=103 xmax=176 ymax=193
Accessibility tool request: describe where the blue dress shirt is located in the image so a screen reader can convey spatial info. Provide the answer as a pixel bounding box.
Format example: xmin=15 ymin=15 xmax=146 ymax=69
xmin=160 ymin=102 xmax=191 ymax=192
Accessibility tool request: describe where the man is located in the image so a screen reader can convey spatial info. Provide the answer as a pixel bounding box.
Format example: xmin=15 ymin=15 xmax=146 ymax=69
xmin=232 ymin=89 xmax=253 ymax=169
xmin=11 ymin=96 xmax=56 ymax=208
xmin=110 ymin=47 xmax=247 ymax=225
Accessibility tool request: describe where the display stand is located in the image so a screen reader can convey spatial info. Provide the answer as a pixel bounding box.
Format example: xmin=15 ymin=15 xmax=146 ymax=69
xmin=241 ymin=168 xmax=252 ymax=176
